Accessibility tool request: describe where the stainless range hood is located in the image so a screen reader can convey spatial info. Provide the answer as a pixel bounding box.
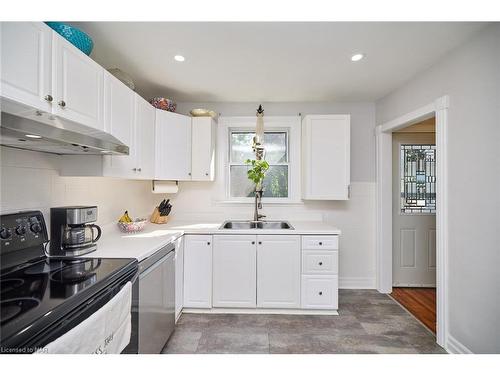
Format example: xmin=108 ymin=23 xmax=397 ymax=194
xmin=0 ymin=111 xmax=129 ymax=155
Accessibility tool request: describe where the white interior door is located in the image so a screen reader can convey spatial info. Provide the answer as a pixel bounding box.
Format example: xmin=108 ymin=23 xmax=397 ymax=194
xmin=392 ymin=132 xmax=436 ymax=287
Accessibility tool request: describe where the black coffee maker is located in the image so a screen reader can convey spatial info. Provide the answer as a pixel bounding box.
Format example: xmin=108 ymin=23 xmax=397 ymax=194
xmin=50 ymin=206 xmax=102 ymax=256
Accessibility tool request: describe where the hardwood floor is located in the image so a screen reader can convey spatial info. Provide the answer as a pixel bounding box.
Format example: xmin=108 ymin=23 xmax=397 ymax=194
xmin=390 ymin=287 xmax=436 ymax=334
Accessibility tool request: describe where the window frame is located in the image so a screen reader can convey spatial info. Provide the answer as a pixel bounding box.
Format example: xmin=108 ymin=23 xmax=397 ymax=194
xmin=228 ymin=128 xmax=291 ymax=199
xmin=217 ymin=116 xmax=302 ymax=205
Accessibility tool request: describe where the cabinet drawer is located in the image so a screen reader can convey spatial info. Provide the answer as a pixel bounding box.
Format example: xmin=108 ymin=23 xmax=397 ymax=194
xmin=302 ymin=250 xmax=338 ymax=275
xmin=301 ymin=275 xmax=338 ymax=310
xmin=301 ymin=236 xmax=338 ymax=250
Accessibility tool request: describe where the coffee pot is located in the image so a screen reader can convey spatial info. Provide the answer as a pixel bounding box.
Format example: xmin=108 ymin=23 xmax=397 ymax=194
xmin=50 ymin=206 xmax=102 ymax=256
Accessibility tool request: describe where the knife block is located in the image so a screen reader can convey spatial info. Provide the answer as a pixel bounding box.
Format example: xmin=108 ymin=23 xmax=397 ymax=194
xmin=150 ymin=207 xmax=169 ymax=224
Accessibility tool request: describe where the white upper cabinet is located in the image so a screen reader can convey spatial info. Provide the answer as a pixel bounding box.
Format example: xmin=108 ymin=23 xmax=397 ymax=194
xmin=1 ymin=22 xmax=52 ymax=113
xmin=101 ymin=94 xmax=155 ymax=179
xmin=155 ymin=110 xmax=192 ymax=181
xmin=103 ymin=71 xmax=134 ymax=145
xmin=302 ymin=115 xmax=350 ymax=200
xmin=135 ymin=95 xmax=156 ymax=179
xmin=52 ymin=30 xmax=104 ymax=131
xmin=212 ymin=235 xmax=257 ymax=308
xmin=191 ymin=117 xmax=216 ymax=181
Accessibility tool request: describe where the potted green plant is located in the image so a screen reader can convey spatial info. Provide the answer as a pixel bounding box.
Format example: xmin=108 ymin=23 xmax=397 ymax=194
xmin=245 ymin=158 xmax=270 ymax=221
xmin=245 ymin=159 xmax=269 ymax=192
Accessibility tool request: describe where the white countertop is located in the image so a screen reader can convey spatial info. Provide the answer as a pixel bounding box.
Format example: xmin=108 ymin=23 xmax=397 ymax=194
xmin=84 ymin=220 xmax=341 ymax=262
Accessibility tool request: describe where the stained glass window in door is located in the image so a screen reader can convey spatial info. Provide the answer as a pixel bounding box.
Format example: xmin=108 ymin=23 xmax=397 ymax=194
xmin=400 ymin=144 xmax=436 ymax=214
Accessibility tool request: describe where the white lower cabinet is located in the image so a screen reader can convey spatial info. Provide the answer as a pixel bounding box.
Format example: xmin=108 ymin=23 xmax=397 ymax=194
xmin=183 ymin=235 xmax=212 ymax=308
xmin=212 ymin=235 xmax=256 ymax=308
xmin=182 ymin=233 xmax=339 ymax=313
xmin=257 ymin=235 xmax=301 ymax=309
xmin=174 ymin=236 xmax=184 ymax=320
xmin=301 ymin=235 xmax=339 ymax=310
xmin=301 ymin=275 xmax=338 ymax=309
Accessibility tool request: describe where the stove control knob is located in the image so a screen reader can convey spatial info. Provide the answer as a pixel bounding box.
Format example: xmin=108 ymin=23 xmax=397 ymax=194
xmin=15 ymin=225 xmax=26 ymax=236
xmin=0 ymin=228 xmax=12 ymax=240
xmin=30 ymin=223 xmax=42 ymax=234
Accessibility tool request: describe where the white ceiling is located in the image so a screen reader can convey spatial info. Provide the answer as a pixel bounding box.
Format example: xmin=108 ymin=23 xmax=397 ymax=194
xmin=74 ymin=22 xmax=487 ymax=102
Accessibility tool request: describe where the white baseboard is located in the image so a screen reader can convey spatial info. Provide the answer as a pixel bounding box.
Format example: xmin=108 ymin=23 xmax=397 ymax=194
xmin=446 ymin=334 xmax=473 ymax=354
xmin=182 ymin=308 xmax=339 ymax=316
xmin=339 ymin=277 xmax=376 ymax=289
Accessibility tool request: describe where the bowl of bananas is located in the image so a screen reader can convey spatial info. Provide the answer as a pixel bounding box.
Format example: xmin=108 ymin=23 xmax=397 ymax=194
xmin=117 ymin=211 xmax=147 ymax=233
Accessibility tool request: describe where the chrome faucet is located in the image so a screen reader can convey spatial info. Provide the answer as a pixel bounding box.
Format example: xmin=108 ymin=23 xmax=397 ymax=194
xmin=253 ymin=190 xmax=266 ymax=222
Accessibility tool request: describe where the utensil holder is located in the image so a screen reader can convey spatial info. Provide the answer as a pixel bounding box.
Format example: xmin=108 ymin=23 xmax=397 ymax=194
xmin=150 ymin=207 xmax=169 ymax=224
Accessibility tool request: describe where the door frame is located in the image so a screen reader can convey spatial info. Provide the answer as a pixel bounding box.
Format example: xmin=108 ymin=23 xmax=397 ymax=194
xmin=375 ymin=95 xmax=449 ymax=347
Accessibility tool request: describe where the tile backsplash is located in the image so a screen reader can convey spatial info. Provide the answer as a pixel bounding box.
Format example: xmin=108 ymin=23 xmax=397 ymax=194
xmin=0 ymin=147 xmax=158 ymax=226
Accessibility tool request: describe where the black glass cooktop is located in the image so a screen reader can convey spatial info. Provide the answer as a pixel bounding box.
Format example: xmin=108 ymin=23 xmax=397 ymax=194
xmin=0 ymin=257 xmax=137 ymax=346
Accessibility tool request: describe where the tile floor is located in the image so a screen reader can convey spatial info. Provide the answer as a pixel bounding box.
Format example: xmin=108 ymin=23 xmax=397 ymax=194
xmin=162 ymin=289 xmax=446 ymax=354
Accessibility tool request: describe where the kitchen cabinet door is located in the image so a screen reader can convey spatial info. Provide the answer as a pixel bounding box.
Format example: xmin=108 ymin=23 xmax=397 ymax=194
xmin=213 ymin=235 xmax=256 ymax=308
xmin=174 ymin=236 xmax=184 ymax=320
xmin=155 ymin=110 xmax=192 ymax=181
xmin=183 ymin=235 xmax=212 ymax=308
xmin=257 ymin=235 xmax=301 ymax=308
xmin=191 ymin=117 xmax=216 ymax=181
xmin=52 ymin=31 xmax=104 ymax=131
xmin=102 ymin=72 xmax=136 ymax=178
xmin=135 ymin=95 xmax=156 ymax=179
xmin=302 ymin=115 xmax=350 ymax=200
xmin=103 ymin=71 xmax=134 ymax=145
xmin=1 ymin=22 xmax=52 ymax=113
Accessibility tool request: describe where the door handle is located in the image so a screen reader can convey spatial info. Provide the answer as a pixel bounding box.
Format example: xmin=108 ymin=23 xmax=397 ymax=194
xmin=58 ymin=100 xmax=66 ymax=108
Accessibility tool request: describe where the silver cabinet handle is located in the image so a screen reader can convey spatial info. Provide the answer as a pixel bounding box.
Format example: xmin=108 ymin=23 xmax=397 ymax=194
xmin=318 ymin=291 xmax=323 ymax=296
xmin=137 ymin=168 xmax=142 ymax=172
xmin=319 ymin=262 xmax=323 ymax=266
xmin=207 ymin=242 xmax=211 ymax=246
xmin=58 ymin=100 xmax=66 ymax=108
xmin=44 ymin=94 xmax=53 ymax=102
xmin=318 ymin=242 xmax=323 ymax=246
xmin=251 ymin=241 xmax=255 ymax=245
xmin=258 ymin=241 xmax=262 ymax=245
xmin=205 ymin=172 xmax=209 ymax=176
xmin=132 ymin=168 xmax=137 ymax=172
xmin=188 ymin=172 xmax=191 ymax=176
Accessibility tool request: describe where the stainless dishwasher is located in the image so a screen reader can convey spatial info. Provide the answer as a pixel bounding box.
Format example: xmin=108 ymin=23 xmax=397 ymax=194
xmin=138 ymin=242 xmax=175 ymax=354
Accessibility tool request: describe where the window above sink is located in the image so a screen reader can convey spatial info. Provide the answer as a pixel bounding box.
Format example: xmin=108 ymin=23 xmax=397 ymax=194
xmin=218 ymin=116 xmax=302 ymax=205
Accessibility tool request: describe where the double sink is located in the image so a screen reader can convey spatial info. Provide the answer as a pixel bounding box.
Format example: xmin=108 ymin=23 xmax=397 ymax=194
xmin=220 ymin=220 xmax=294 ymax=230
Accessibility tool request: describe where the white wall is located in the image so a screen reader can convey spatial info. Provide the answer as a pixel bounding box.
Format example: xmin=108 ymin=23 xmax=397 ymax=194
xmin=376 ymin=24 xmax=500 ymax=353
xmin=0 ymin=147 xmax=159 ymax=228
xmin=0 ymin=102 xmax=377 ymax=289
xmin=174 ymin=101 xmax=378 ymax=288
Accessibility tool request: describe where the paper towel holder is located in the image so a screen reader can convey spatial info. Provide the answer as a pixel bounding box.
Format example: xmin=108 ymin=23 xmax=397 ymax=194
xmin=152 ymin=180 xmax=179 ymax=194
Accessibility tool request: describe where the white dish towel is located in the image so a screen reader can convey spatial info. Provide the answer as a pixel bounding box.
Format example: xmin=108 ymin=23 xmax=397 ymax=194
xmin=37 ymin=281 xmax=132 ymax=354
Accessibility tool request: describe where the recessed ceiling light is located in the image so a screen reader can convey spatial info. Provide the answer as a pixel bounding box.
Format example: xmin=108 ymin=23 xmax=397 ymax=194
xmin=25 ymin=134 xmax=42 ymax=139
xmin=351 ymin=53 xmax=365 ymax=62
xmin=174 ymin=55 xmax=185 ymax=62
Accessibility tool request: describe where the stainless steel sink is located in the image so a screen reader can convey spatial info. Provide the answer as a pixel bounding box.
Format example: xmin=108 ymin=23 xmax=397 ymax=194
xmin=220 ymin=221 xmax=294 ymax=230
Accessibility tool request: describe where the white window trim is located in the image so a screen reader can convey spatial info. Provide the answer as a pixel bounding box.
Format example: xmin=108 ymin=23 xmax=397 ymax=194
xmin=216 ymin=116 xmax=302 ymax=205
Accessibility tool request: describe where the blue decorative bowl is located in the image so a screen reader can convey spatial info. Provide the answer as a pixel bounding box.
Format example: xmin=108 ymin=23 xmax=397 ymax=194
xmin=45 ymin=22 xmax=94 ymax=55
